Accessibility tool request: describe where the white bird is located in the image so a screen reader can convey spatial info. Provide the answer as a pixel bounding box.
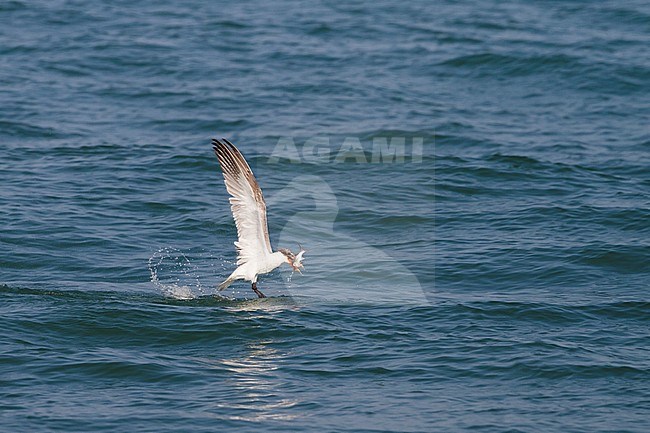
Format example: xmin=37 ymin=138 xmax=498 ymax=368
xmin=212 ymin=138 xmax=305 ymax=298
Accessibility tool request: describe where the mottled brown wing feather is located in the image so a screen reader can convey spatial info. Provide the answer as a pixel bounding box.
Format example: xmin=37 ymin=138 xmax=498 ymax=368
xmin=212 ymin=138 xmax=272 ymax=264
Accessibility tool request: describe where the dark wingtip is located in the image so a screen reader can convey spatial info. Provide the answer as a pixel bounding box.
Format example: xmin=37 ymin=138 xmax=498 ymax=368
xmin=211 ymin=137 xmax=238 ymax=152
xmin=213 ymin=137 xmax=243 ymax=158
xmin=211 ymin=138 xmax=224 ymax=154
xmin=221 ymin=138 xmax=240 ymax=155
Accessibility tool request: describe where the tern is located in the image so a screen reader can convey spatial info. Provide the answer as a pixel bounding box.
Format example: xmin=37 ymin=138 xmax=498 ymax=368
xmin=212 ymin=138 xmax=305 ymax=298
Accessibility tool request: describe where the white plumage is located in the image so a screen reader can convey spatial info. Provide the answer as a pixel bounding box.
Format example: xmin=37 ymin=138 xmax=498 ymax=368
xmin=212 ymin=138 xmax=304 ymax=298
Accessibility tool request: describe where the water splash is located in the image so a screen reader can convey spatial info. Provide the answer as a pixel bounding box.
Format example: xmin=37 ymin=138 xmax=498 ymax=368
xmin=148 ymin=247 xmax=231 ymax=300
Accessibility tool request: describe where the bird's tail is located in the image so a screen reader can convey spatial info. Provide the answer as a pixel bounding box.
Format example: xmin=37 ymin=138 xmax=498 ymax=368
xmin=218 ymin=270 xmax=240 ymax=291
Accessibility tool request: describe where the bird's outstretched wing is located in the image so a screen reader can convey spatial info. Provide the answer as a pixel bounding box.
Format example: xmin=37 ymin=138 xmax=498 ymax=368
xmin=213 ymin=138 xmax=272 ymax=265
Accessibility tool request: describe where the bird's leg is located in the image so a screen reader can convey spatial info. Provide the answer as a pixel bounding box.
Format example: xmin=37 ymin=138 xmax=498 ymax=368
xmin=251 ymin=282 xmax=266 ymax=298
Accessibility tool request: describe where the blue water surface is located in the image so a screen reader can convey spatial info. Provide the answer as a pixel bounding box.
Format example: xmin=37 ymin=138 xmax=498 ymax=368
xmin=1 ymin=1 xmax=649 ymax=432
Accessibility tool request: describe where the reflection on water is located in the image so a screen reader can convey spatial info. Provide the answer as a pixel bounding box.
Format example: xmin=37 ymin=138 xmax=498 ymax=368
xmin=209 ymin=341 xmax=300 ymax=422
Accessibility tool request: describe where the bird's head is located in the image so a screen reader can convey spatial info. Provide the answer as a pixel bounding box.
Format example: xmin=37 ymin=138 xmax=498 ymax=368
xmin=279 ymin=245 xmax=306 ymax=274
